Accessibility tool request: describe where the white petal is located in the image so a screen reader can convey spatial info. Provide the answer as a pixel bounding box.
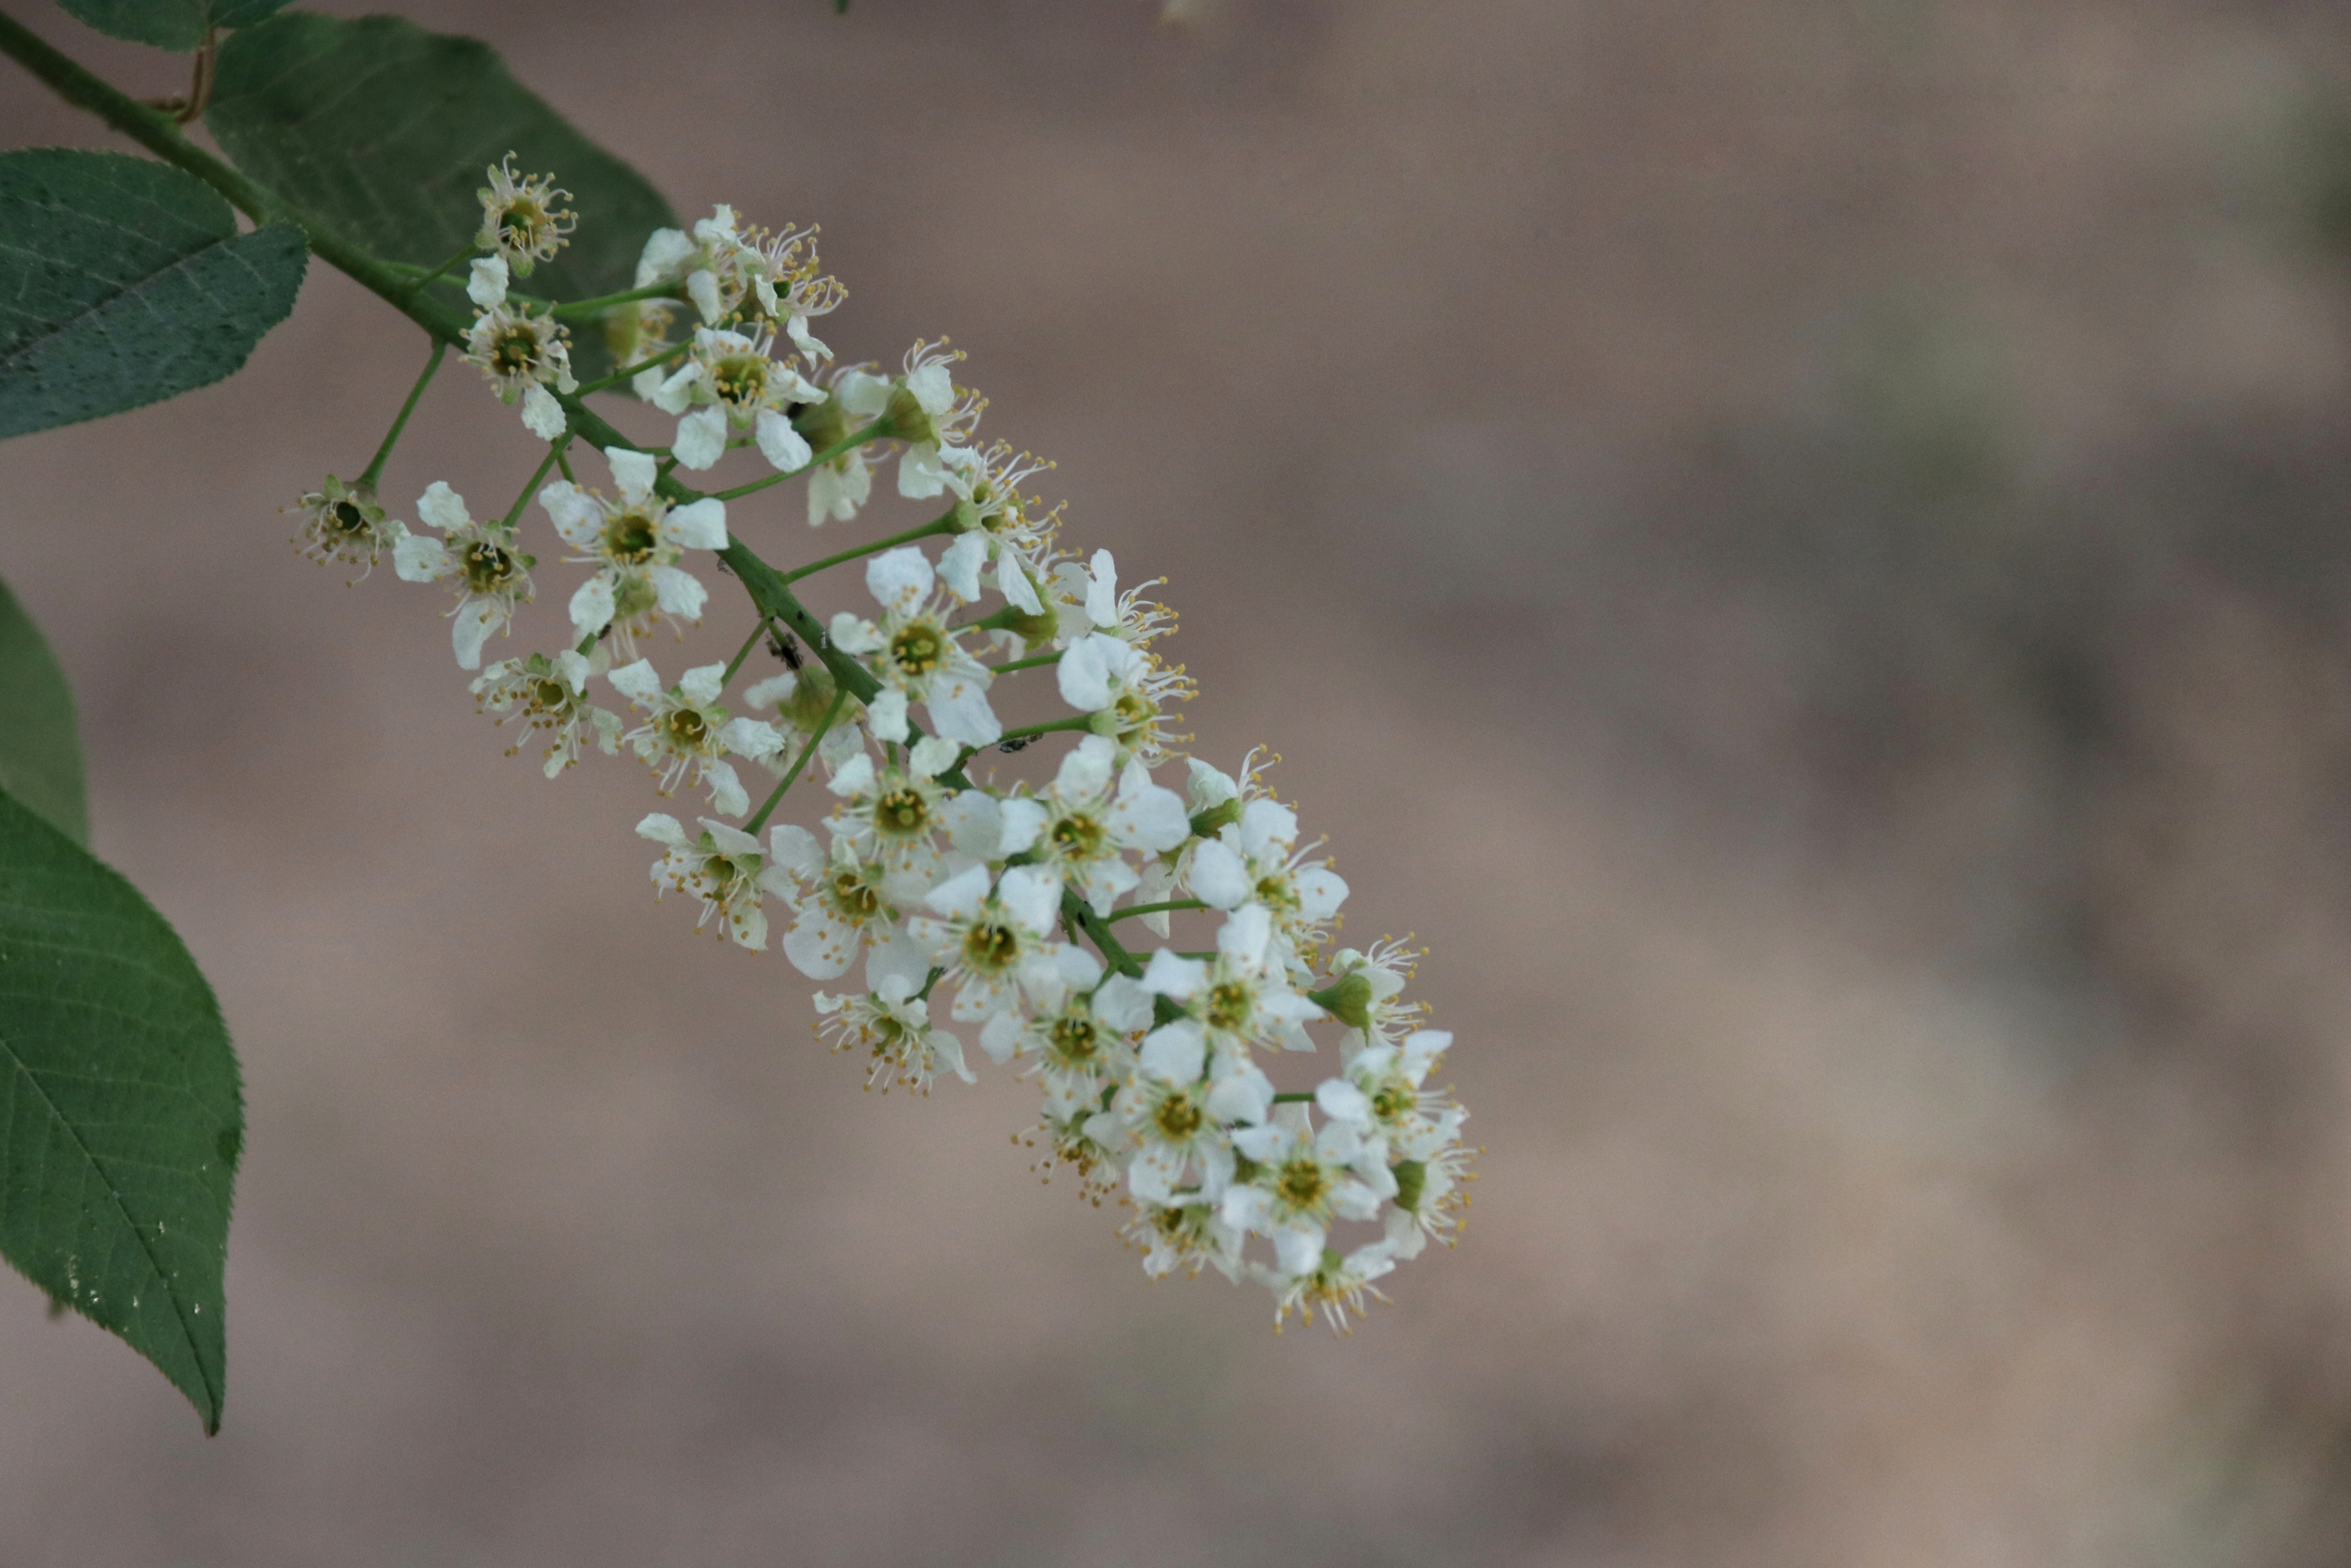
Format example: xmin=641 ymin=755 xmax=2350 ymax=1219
xmin=827 ymin=750 xmax=875 ymax=797
xmin=937 ymin=531 xmax=988 ymax=603
xmin=703 ymin=820 xmax=761 ymax=856
xmin=553 ymin=650 xmax=592 ymax=692
xmin=635 ymin=812 xmax=689 ymax=849
xmin=1140 ymin=1022 xmax=1205 ymax=1085
xmin=466 ymin=255 xmax=509 ymax=307
xmin=997 ymin=555 xmax=1042 ymax=614
xmin=568 ymin=574 xmax=617 ymax=636
xmin=835 ymin=370 xmax=891 ymax=419
xmin=1141 ymin=949 xmax=1206 ymax=1001
xmin=909 ymin=735 xmax=961 ymax=778
xmin=705 ymin=759 xmax=749 ymax=818
xmin=980 ymin=1011 xmax=1023 ymax=1065
xmin=1186 ymin=757 xmax=1239 ymax=810
xmin=1110 ymin=783 xmax=1190 ymax=853
xmin=744 ymin=672 xmax=797 ymax=709
xmin=922 ymin=680 xmax=1001 ymax=747
xmin=649 ymin=564 xmax=708 ymax=619
xmin=997 ymin=865 xmax=1062 ymax=936
xmin=520 ymin=384 xmax=567 ymax=440
xmin=635 ymin=227 xmax=694 ymax=287
xmin=923 ymin=862 xmax=993 ymax=919
xmin=394 ymin=532 xmax=452 ymax=583
xmin=866 ymin=687 xmax=910 ymax=743
xmin=768 ymin=823 xmax=823 ymax=879
xmin=686 ymin=267 xmax=724 ymax=324
xmin=941 ymin=791 xmax=1002 ymax=858
xmin=1241 ymin=797 xmax=1298 ymax=855
xmin=417 ymin=480 xmax=470 ymax=533
xmin=651 ymin=364 xmax=700 ymax=416
xmin=605 ymin=446 xmax=658 ymax=501
xmin=1085 ymin=549 xmax=1118 ymax=628
xmin=1187 ymin=839 xmax=1251 ymax=909
xmin=865 ymin=928 xmax=933 ymax=994
xmin=678 ymin=662 xmax=726 ymax=707
xmin=906 ymin=359 xmax=955 ymax=414
xmin=672 ymin=406 xmax=728 ymax=471
xmin=783 ymin=909 xmax=857 ymax=979
xmin=1056 ymin=635 xmax=1113 ymax=712
xmin=451 ymin=598 xmax=503 ymax=670
xmin=994 ymin=797 xmax=1048 ymax=857
xmin=607 ymin=657 xmax=664 ymax=704
xmin=538 ymin=480 xmax=601 ymax=547
xmin=829 ymin=612 xmax=884 ymax=656
xmin=755 ymin=408 xmax=812 ymax=472
xmin=1217 ymin=904 xmax=1272 ymax=969
xmin=1315 ymin=1079 xmax=1372 ymax=1125
xmin=721 ymin=717 xmax=784 ymax=760
xmin=865 ymin=546 xmax=934 ymax=614
xmin=897 ymin=442 xmax=947 ymax=499
xmin=1091 ymin=975 xmax=1152 ymax=1033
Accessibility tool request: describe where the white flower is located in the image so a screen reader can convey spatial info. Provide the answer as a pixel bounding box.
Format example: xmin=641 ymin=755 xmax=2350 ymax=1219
xmin=649 ymin=325 xmax=824 ymax=473
xmin=821 ymin=746 xmax=958 ymax=896
xmin=814 ymin=974 xmax=973 ymax=1095
xmin=1314 ymin=938 xmax=1430 ymax=1055
xmin=538 ymin=446 xmax=728 ymax=650
xmin=286 ymin=473 xmax=405 ymax=579
xmin=837 ymin=339 xmax=982 ymax=499
xmin=1108 ymin=1065 xmax=1238 ymax=1210
xmin=1119 ymin=1199 xmax=1245 ymax=1281
xmin=1048 ymin=549 xmax=1173 ymax=650
xmin=828 ymin=547 xmax=1001 ymax=746
xmin=1319 ymin=1030 xmax=1461 ymax=1163
xmin=463 ymin=303 xmax=577 ymax=416
xmin=995 ymin=736 xmax=1190 ymax=918
xmin=946 ymin=442 xmax=1060 ymax=588
xmin=1224 ymin=1105 xmax=1388 ymax=1277
xmin=1185 ymin=795 xmax=1348 ymax=975
xmin=471 ymin=648 xmax=623 ymax=776
xmin=475 ymin=154 xmax=575 ymax=276
xmin=1056 ymin=632 xmax=1194 ymax=764
xmin=1136 ymin=910 xmax=1324 ymax=1073
xmin=768 ymin=823 xmax=933 ymax=992
xmin=1257 ymin=1242 xmax=1396 ymax=1335
xmin=609 ymin=658 xmax=781 ymax=817
xmin=905 ymin=862 xmax=1085 ymax=1025
xmin=636 ymin=813 xmax=778 ymax=949
xmin=394 ymin=481 xmax=535 ymax=669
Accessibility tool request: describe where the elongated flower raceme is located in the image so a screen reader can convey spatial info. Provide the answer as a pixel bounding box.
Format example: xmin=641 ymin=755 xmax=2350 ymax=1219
xmin=293 ymin=158 xmax=1476 ymax=1334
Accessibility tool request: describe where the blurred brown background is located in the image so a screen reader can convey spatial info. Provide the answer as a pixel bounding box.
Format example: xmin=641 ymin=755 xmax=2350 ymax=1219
xmin=8 ymin=0 xmax=2351 ymax=1561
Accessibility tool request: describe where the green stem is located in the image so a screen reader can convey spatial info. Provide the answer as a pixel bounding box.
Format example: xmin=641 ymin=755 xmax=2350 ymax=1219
xmin=502 ymin=444 xmax=563 ymax=531
xmin=1271 ymin=1093 xmax=1315 ymax=1104
xmin=721 ymin=616 xmax=773 ymax=686
xmin=710 ymin=418 xmax=891 ymax=503
xmin=0 ymin=15 xmax=473 ymax=348
xmin=551 ymin=281 xmax=684 ymax=319
xmin=990 ymin=647 xmax=1063 ymax=674
xmin=578 ymin=337 xmax=689 ymax=396
xmin=1110 ymin=899 xmax=1205 ymax=923
xmin=745 ymin=687 xmax=849 ymax=835
xmin=951 ymin=713 xmax=1094 ymax=774
xmin=358 ymin=340 xmax=446 ymax=489
xmin=0 ymin=18 xmax=1165 ymax=991
xmin=402 ymin=242 xmax=478 ymax=299
xmin=782 ymin=511 xmax=959 ymax=584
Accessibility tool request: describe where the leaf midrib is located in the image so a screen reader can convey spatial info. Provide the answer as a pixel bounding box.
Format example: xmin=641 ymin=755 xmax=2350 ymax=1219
xmin=0 ymin=1022 xmax=212 ymax=1416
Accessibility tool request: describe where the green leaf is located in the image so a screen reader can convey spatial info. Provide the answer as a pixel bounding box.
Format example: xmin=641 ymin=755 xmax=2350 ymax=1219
xmin=52 ymin=0 xmax=292 ymax=52
xmin=0 ymin=149 xmax=308 ymax=441
xmin=207 ymin=13 xmax=679 ymax=374
xmin=0 ymin=789 xmax=241 ymax=1433
xmin=0 ymin=580 xmax=86 ymax=847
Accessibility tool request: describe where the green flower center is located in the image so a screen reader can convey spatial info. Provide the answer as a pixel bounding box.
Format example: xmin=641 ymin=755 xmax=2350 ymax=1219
xmin=890 ymin=623 xmax=944 ymax=678
xmin=603 ymin=510 xmax=659 ymax=565
xmin=1277 ymin=1158 xmax=1330 ymax=1212
xmin=462 ymin=541 xmax=518 ymax=592
xmin=1048 ymin=1014 xmax=1099 ymax=1065
xmin=663 ymin=708 xmax=708 ymax=750
xmin=1255 ymin=873 xmax=1296 ymax=911
xmin=827 ymin=869 xmax=880 ymax=922
xmin=1370 ymin=1083 xmax=1416 ymax=1123
xmin=713 ymin=354 xmax=767 ymax=408
xmin=329 ymin=499 xmax=369 ymax=538
xmin=530 ymin=677 xmax=569 ymax=713
xmin=963 ymin=920 xmax=1019 ymax=974
xmin=499 ymin=200 xmax=545 ymax=242
xmin=1152 ymin=1091 xmax=1203 ymax=1142
xmin=489 ymin=326 xmax=541 ymax=377
xmin=875 ymin=787 xmax=928 ymax=837
xmin=1204 ymin=980 xmax=1253 ymax=1033
xmin=1050 ymin=812 xmax=1105 ymax=860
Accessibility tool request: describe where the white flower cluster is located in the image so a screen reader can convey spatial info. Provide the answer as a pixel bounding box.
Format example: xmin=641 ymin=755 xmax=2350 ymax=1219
xmin=294 ymin=161 xmax=1473 ymax=1333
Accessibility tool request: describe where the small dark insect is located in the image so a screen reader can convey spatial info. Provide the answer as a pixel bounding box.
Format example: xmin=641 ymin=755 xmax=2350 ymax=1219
xmin=998 ymin=736 xmax=1033 ymax=754
xmin=770 ymin=630 xmax=803 ymax=671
